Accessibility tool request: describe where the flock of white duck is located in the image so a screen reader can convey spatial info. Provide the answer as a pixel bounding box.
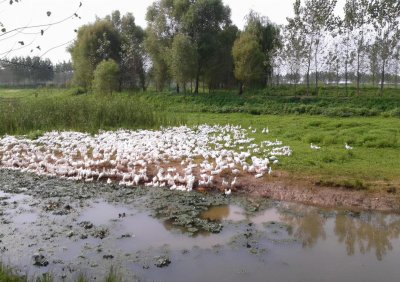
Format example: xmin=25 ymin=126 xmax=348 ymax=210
xmin=0 ymin=125 xmax=293 ymax=194
xmin=310 ymin=142 xmax=353 ymax=150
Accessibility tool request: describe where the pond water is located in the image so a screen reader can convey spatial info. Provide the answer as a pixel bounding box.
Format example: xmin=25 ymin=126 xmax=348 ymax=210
xmin=1 ymin=187 xmax=400 ymax=282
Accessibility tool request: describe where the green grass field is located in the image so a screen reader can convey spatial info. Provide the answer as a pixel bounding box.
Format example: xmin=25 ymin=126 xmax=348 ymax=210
xmin=0 ymin=87 xmax=399 ymax=191
xmin=186 ymin=113 xmax=400 ymax=189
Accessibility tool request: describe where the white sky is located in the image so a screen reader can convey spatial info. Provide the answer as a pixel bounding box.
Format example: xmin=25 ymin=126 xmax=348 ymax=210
xmin=0 ymin=0 xmax=345 ymax=63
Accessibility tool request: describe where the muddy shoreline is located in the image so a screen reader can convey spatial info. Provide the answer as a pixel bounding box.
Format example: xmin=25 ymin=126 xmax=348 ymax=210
xmin=2 ymin=165 xmax=399 ymax=213
xmin=145 ymin=162 xmax=400 ymax=213
xmin=244 ymin=174 xmax=400 ymax=213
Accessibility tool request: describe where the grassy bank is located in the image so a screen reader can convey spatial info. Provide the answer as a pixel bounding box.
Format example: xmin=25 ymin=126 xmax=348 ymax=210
xmin=136 ymin=86 xmax=400 ymax=117
xmin=0 ymin=88 xmax=399 ymax=190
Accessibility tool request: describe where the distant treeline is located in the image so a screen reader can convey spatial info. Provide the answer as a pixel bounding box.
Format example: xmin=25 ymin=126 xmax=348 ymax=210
xmin=0 ymin=57 xmax=73 ymax=87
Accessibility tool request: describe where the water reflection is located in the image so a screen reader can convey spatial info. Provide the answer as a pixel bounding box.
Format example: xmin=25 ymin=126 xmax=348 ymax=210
xmin=276 ymin=204 xmax=400 ymax=260
xmin=200 ymin=203 xmax=400 ymax=261
xmin=334 ymin=213 xmax=400 ymax=261
xmin=201 ymin=205 xmax=246 ymax=221
xmin=275 ymin=206 xmax=326 ymax=248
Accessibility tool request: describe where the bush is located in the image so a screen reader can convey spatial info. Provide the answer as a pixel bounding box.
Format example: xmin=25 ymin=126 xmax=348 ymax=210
xmin=92 ymin=59 xmax=120 ymax=95
xmin=70 ymin=87 xmax=86 ymax=95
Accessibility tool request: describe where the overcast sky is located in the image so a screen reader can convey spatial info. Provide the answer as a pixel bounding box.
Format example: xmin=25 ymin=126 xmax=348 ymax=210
xmin=0 ymin=0 xmax=345 ymax=63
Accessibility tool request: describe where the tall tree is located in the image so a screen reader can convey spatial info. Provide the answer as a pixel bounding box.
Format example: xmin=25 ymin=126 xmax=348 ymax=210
xmin=232 ymin=32 xmax=264 ymax=94
xmin=181 ymin=0 xmax=232 ymax=93
xmin=290 ymin=0 xmax=337 ymax=95
xmin=144 ymin=0 xmax=178 ymax=91
xmin=244 ymin=11 xmax=281 ymax=87
xmin=107 ymin=11 xmax=147 ymax=91
xmin=366 ymin=40 xmax=380 ymax=88
xmin=343 ymin=0 xmax=370 ymax=95
xmin=283 ymin=14 xmax=306 ymax=89
xmin=369 ymin=0 xmax=400 ymax=95
xmin=69 ymin=20 xmax=121 ymax=90
xmin=169 ymin=34 xmax=198 ymax=93
xmin=145 ymin=0 xmax=232 ymax=93
xmin=204 ymin=25 xmax=238 ymax=90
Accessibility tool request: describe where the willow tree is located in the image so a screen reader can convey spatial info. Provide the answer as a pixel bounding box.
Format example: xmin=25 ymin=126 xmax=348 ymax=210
xmin=145 ymin=0 xmax=231 ymax=93
xmin=69 ymin=20 xmax=121 ymax=90
xmin=232 ymin=32 xmax=264 ymax=94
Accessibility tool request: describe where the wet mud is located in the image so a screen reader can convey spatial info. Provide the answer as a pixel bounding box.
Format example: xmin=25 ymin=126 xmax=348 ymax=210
xmin=1 ymin=170 xmax=400 ymax=282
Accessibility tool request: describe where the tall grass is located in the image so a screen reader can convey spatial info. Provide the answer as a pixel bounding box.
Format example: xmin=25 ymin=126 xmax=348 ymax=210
xmin=0 ymin=262 xmax=25 ymax=282
xmin=0 ymin=262 xmax=123 ymax=282
xmin=0 ymin=93 xmax=185 ymax=136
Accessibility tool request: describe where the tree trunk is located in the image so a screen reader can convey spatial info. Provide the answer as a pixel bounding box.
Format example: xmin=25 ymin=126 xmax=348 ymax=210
xmin=372 ymin=73 xmax=375 ymax=87
xmin=336 ymin=64 xmax=339 ymax=96
xmin=239 ymin=82 xmax=243 ymax=95
xmin=306 ymin=48 xmax=312 ymax=96
xmin=176 ymin=83 xmax=180 ymax=94
xmin=357 ymin=52 xmax=361 ymax=96
xmin=139 ymin=64 xmax=146 ymax=92
xmin=356 ymin=28 xmax=364 ymax=96
xmin=345 ymin=61 xmax=348 ymax=96
xmin=380 ymin=61 xmax=385 ymax=96
xmin=314 ymin=44 xmax=319 ymax=96
xmin=194 ymin=73 xmax=199 ymax=94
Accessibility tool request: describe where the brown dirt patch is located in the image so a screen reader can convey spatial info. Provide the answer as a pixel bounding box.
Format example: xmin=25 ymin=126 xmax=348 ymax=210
xmin=241 ymin=172 xmax=400 ymax=213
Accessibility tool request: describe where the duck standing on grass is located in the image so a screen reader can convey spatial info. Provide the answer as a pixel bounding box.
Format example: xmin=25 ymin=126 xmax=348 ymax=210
xmin=345 ymin=143 xmax=353 ymax=150
xmin=310 ymin=143 xmax=321 ymax=150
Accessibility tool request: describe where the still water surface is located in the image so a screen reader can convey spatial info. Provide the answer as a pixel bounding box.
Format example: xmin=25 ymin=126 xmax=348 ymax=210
xmin=1 ymin=190 xmax=400 ymax=282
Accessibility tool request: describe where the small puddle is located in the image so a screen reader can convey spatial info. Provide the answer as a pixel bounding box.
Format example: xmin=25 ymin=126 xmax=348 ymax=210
xmin=78 ymin=201 xmax=131 ymax=225
xmin=200 ymin=205 xmax=246 ymax=221
xmin=200 ymin=204 xmax=282 ymax=225
xmin=250 ymin=207 xmax=282 ymax=225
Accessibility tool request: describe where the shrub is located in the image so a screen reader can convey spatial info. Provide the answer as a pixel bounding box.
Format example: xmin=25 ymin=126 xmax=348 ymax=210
xmin=92 ymin=59 xmax=120 ymax=95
